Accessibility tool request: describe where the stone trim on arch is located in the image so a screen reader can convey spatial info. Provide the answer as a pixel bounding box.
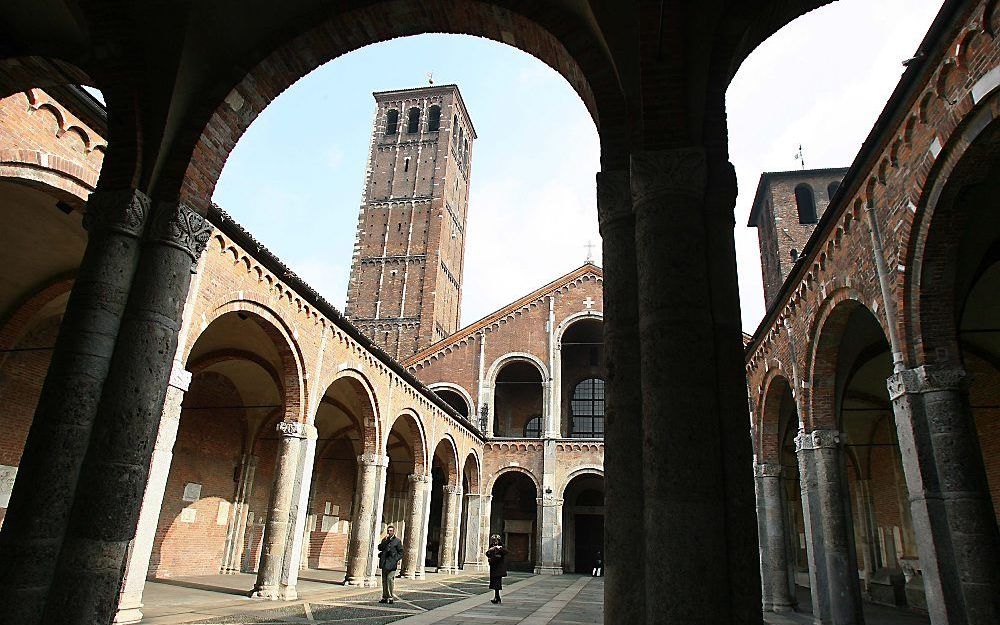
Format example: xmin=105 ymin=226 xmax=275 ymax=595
xmin=316 ymin=366 xmax=382 ymax=455
xmin=384 ymin=408 xmax=429 ymax=475
xmin=184 ymin=297 xmax=308 ymax=425
xmin=901 ymin=90 xmax=1000 ymax=367
xmin=0 ymin=149 xmax=98 ymax=201
xmin=487 ymin=465 xmax=541 ymax=495
xmin=485 ymin=352 xmax=549 ymax=387
xmin=554 ymin=309 xmax=604 ymax=344
xmin=461 ymin=449 xmax=482 ymax=495
xmin=559 ymin=465 xmax=604 ymax=497
xmin=756 ymin=366 xmax=795 ymax=464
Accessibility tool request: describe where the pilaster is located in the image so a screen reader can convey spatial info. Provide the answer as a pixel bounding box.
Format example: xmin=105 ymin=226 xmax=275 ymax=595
xmin=461 ymin=493 xmax=486 ymax=571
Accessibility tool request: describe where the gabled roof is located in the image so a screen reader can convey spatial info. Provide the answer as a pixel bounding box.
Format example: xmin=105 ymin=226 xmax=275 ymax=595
xmin=403 ymin=262 xmax=603 ymax=366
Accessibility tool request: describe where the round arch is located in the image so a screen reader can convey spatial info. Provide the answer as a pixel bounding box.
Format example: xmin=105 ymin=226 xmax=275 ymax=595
xmin=428 ymin=382 xmax=475 ymax=418
xmin=554 ymin=310 xmax=604 ymax=344
xmin=560 ymin=466 xmax=604 ymax=497
xmin=757 ymin=369 xmax=795 ymax=465
xmin=485 ymin=352 xmax=548 ymax=388
xmin=163 ymin=0 xmax=628 ymax=211
xmin=806 ymin=289 xmax=887 ymax=431
xmin=383 ymin=409 xmax=429 ymax=474
xmin=487 ymin=465 xmax=541 ymax=495
xmin=462 ymin=450 xmax=482 ymax=495
xmin=318 ymin=367 xmax=382 ymax=454
xmin=903 ymin=94 xmax=1000 ymax=366
xmin=184 ymin=298 xmax=308 ymax=424
xmin=431 ymin=433 xmax=461 ymax=486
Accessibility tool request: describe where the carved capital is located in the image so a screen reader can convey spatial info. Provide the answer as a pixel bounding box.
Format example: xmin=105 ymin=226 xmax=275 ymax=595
xmin=407 ymin=473 xmax=432 ymax=484
xmin=755 ymin=462 xmax=783 ymax=478
xmin=276 ymin=420 xmax=308 ymax=439
xmin=888 ymin=365 xmax=966 ymax=400
xmin=630 ymin=148 xmax=707 ymax=203
xmin=82 ymin=189 xmax=150 ymax=238
xmin=357 ymin=453 xmax=389 ymax=467
xmin=443 ymin=485 xmax=462 ymax=496
xmin=596 ymin=170 xmax=631 ymax=228
xmin=796 ymin=429 xmax=841 ymax=451
xmin=147 ymin=201 xmax=213 ymax=264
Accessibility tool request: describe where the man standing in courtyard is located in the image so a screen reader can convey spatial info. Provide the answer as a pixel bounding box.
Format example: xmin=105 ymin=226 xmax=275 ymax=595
xmin=378 ymin=525 xmax=404 ymax=603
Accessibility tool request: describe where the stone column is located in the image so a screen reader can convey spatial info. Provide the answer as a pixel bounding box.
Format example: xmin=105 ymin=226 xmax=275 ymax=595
xmin=888 ymin=365 xmax=1000 ymax=625
xmin=401 ymin=473 xmax=431 ymax=579
xmin=631 ymin=149 xmax=762 ymax=624
xmin=280 ymin=423 xmax=317 ymax=594
xmin=39 ymin=200 xmax=210 ymax=625
xmin=597 ymin=169 xmax=645 ymax=625
xmin=461 ymin=493 xmax=485 ymax=571
xmin=535 ymin=492 xmax=564 ymax=575
xmin=438 ymin=485 xmax=462 ymax=573
xmin=0 ymin=189 xmax=149 ymax=625
xmin=251 ymin=421 xmax=311 ymax=600
xmin=756 ymin=462 xmax=795 ymax=613
xmin=114 ymin=360 xmax=189 ymax=624
xmin=221 ymin=454 xmax=258 ymax=574
xmin=345 ymin=453 xmax=388 ymax=586
xmin=797 ymin=429 xmax=864 ymax=625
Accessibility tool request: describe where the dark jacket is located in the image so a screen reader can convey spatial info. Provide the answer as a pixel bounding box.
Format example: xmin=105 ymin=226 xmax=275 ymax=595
xmin=378 ymin=535 xmax=404 ymax=571
xmin=486 ymin=545 xmax=508 ymax=577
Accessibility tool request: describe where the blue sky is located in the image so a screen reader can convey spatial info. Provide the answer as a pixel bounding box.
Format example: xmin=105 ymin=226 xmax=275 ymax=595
xmin=212 ymin=0 xmax=942 ymax=332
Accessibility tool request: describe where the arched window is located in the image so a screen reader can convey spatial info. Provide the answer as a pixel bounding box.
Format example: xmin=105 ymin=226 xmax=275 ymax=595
xmin=570 ymin=378 xmax=605 ymax=438
xmin=523 ymin=416 xmax=542 ymax=438
xmin=385 ymin=109 xmax=399 ymax=135
xmin=457 ymin=126 xmax=464 ymax=154
xmin=827 ymin=180 xmax=841 ymax=201
xmin=427 ymin=105 xmax=441 ymax=131
xmin=463 ymin=138 xmax=469 ymax=163
xmin=789 ymin=248 xmax=799 ymax=262
xmin=794 ymin=184 xmax=817 ymax=224
xmin=406 ymin=107 xmax=420 ymax=133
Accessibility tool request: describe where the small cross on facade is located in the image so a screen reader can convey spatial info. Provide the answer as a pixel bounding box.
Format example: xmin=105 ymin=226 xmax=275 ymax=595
xmin=583 ymin=297 xmax=596 ymax=310
xmin=584 ymin=240 xmax=595 ymax=263
xmin=426 ymin=71 xmax=434 ymax=85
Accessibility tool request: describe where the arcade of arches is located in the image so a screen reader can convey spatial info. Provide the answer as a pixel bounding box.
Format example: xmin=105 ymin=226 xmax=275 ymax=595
xmin=0 ymin=2 xmax=998 ymax=625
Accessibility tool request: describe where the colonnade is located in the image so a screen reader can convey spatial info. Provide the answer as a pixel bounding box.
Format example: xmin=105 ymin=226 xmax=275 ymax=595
xmin=754 ymin=372 xmax=1000 ymax=625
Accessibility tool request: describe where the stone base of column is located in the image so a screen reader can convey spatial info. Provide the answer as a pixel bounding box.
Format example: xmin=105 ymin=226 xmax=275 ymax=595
xmin=400 ymin=572 xmax=425 ymax=580
xmin=250 ymin=585 xmax=297 ymax=601
xmin=344 ymin=575 xmax=377 ymax=587
xmin=112 ymin=605 xmax=143 ymax=624
xmin=462 ymin=562 xmax=487 ymax=572
xmin=534 ymin=565 xmax=563 ymax=575
xmin=438 ymin=566 xmax=460 ymax=574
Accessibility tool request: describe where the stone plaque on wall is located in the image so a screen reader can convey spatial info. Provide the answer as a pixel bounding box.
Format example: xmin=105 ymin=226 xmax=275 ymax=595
xmin=182 ymin=482 xmax=202 ymax=502
xmin=0 ymin=465 xmax=17 ymax=507
xmin=217 ymin=500 xmax=230 ymax=525
xmin=180 ymin=508 xmax=197 ymax=523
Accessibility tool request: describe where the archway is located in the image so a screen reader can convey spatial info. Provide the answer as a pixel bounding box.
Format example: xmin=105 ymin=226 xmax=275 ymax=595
xmin=493 ymin=359 xmax=544 ymax=438
xmin=458 ymin=452 xmax=482 ymax=570
xmin=559 ymin=317 xmax=605 ymax=438
xmin=307 ymin=374 xmax=379 ymax=574
xmin=489 ymin=470 xmax=537 ymax=572
xmin=561 ymin=472 xmax=604 ymax=573
xmin=149 ymin=308 xmax=300 ymax=579
xmin=430 ymin=385 xmax=472 ymax=419
xmin=427 ymin=437 xmax=460 ymax=571
xmin=382 ymin=412 xmax=427 ymax=578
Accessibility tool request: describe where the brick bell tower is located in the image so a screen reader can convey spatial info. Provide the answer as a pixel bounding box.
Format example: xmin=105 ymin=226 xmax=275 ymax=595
xmin=345 ymin=84 xmax=476 ymax=361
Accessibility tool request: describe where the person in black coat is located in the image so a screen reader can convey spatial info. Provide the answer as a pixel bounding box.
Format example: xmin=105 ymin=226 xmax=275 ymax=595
xmin=377 ymin=525 xmax=404 ymax=603
xmin=486 ymin=534 xmax=508 ymax=604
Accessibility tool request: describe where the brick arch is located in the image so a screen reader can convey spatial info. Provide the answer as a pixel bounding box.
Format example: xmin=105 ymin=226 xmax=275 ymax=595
xmin=902 ymin=93 xmax=1000 ymax=367
xmin=163 ymin=0 xmax=628 ymax=211
xmin=487 ymin=465 xmax=540 ymax=495
xmin=431 ymin=434 xmax=460 ymax=486
xmin=318 ymin=368 xmax=381 ymax=454
xmin=560 ymin=466 xmax=604 ymax=498
xmin=806 ymin=289 xmax=885 ymax=431
xmin=555 ymin=310 xmax=603 ymax=344
xmin=428 ymin=382 xmax=474 ymax=417
xmin=757 ymin=368 xmax=794 ymax=464
xmin=486 ymin=352 xmax=548 ymax=387
xmin=186 ymin=300 xmax=307 ymax=434
xmin=0 ymin=148 xmax=99 ymax=203
xmin=384 ymin=409 xmax=428 ymax=474
xmin=462 ymin=450 xmax=481 ymax=495
xmin=0 ymin=275 xmax=75 ymax=362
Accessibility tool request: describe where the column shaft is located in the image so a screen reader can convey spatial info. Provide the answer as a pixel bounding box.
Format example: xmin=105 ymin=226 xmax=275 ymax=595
xmin=889 ymin=366 xmax=1000 ymax=625
xmin=597 ymin=169 xmax=646 ymax=625
xmin=40 ymin=200 xmax=209 ymax=625
xmin=221 ymin=454 xmax=258 ymax=574
xmin=535 ymin=495 xmax=563 ymax=574
xmin=631 ymin=149 xmax=746 ymax=624
xmin=252 ymin=421 xmax=310 ymax=600
xmin=438 ymin=485 xmax=462 ymax=573
xmin=0 ymin=189 xmax=149 ymax=625
xmin=114 ymin=363 xmax=189 ymax=623
xmin=461 ymin=494 xmax=484 ymax=571
xmin=799 ymin=430 xmax=864 ymax=625
xmin=346 ymin=454 xmax=388 ymax=586
xmin=756 ymin=462 xmax=795 ymax=612
xmin=401 ymin=474 xmax=430 ymax=578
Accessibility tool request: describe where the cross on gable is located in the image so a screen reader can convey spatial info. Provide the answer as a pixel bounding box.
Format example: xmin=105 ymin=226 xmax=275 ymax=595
xmin=583 ymin=297 xmax=596 ymax=309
